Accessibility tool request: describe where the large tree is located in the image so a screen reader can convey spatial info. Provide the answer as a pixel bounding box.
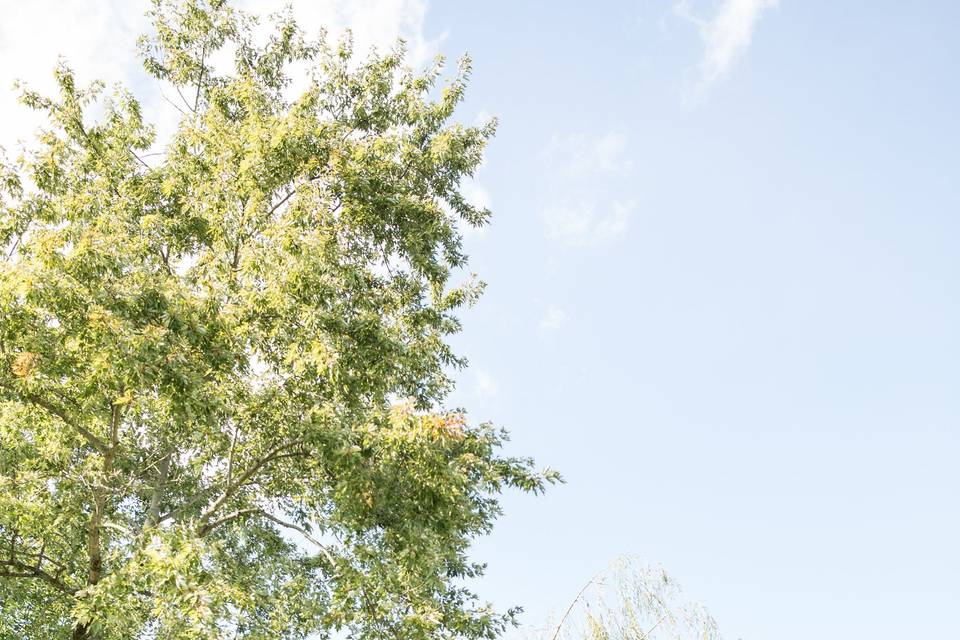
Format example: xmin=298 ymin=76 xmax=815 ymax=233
xmin=0 ymin=1 xmax=557 ymax=638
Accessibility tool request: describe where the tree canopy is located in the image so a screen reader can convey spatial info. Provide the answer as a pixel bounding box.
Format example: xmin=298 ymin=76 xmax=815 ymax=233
xmin=0 ymin=1 xmax=558 ymax=638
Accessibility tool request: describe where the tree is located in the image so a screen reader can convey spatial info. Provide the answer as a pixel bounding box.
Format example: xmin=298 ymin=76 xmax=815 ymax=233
xmin=0 ymin=1 xmax=559 ymax=638
xmin=548 ymin=557 xmax=722 ymax=640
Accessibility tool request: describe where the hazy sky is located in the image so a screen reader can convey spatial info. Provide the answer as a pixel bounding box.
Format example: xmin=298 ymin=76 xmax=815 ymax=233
xmin=2 ymin=1 xmax=959 ymax=638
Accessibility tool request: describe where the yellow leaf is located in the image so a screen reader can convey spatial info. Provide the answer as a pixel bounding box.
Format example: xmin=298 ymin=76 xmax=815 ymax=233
xmin=11 ymin=352 xmax=39 ymax=378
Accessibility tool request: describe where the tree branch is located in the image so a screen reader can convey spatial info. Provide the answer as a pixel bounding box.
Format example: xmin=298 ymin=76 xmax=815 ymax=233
xmin=194 ymin=42 xmax=207 ymax=112
xmin=198 ymin=440 xmax=307 ymax=524
xmin=0 ymin=558 xmax=76 ymax=595
xmin=4 ymin=222 xmax=29 ymax=261
xmin=0 ymin=382 xmax=109 ymax=454
xmin=173 ymin=83 xmax=195 ymax=114
xmin=198 ymin=508 xmax=335 ymax=566
xmin=550 ymin=569 xmax=604 ymax=640
xmin=144 ymin=448 xmax=172 ymax=529
xmin=226 ymin=424 xmax=240 ymax=487
xmin=197 ymin=507 xmax=262 ymax=535
xmin=266 ymin=173 xmax=327 ymax=217
xmin=158 ymin=87 xmax=187 ymax=116
xmin=160 ymin=439 xmax=307 ymax=526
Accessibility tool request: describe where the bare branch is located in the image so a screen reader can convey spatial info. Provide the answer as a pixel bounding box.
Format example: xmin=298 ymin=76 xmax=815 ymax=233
xmin=638 ymin=614 xmax=668 ymax=640
xmin=158 ymin=86 xmax=187 ymax=116
xmin=266 ymin=173 xmax=326 ymax=217
xmin=173 ymin=83 xmax=195 ymax=114
xmin=197 ymin=507 xmax=262 ymax=535
xmin=550 ymin=569 xmax=604 ymax=640
xmin=130 ymin=149 xmax=151 ymax=169
xmin=4 ymin=223 xmax=29 ymax=261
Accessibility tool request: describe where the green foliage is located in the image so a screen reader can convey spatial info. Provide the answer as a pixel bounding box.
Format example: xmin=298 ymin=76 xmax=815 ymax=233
xmin=0 ymin=2 xmax=559 ymax=638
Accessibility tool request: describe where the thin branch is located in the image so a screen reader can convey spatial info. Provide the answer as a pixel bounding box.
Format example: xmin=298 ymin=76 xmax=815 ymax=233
xmin=550 ymin=569 xmax=605 ymax=640
xmin=158 ymin=86 xmax=187 ymax=116
xmin=160 ymin=439 xmax=307 ymax=526
xmin=194 ymin=42 xmax=207 ymax=112
xmin=130 ymin=149 xmax=151 ymax=169
xmin=257 ymin=511 xmax=332 ymax=559
xmin=173 ymin=83 xmax=195 ymax=114
xmin=30 ymin=547 xmax=69 ymax=574
xmin=267 ymin=173 xmax=326 ymax=217
xmin=197 ymin=507 xmax=262 ymax=535
xmin=4 ymin=223 xmax=29 ymax=261
xmin=226 ymin=424 xmax=240 ymax=487
xmin=638 ymin=614 xmax=668 ymax=640
xmin=199 ymin=508 xmax=336 ymax=566
xmin=199 ymin=440 xmax=307 ymax=523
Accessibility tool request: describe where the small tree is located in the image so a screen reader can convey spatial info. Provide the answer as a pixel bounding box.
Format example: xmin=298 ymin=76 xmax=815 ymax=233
xmin=549 ymin=557 xmax=721 ymax=640
xmin=0 ymin=1 xmax=558 ymax=638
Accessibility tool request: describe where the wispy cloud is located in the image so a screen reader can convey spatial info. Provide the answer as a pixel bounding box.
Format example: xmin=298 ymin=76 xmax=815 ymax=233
xmin=538 ymin=305 xmax=569 ymax=334
xmin=676 ymin=0 xmax=777 ymax=91
xmin=540 ymin=130 xmax=635 ymax=246
xmin=541 ymin=200 xmax=635 ymax=247
xmin=544 ymin=131 xmax=632 ymax=177
xmin=473 ymin=369 xmax=499 ymax=399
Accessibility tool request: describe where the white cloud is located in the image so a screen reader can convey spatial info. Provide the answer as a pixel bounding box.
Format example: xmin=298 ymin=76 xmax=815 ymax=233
xmin=544 ymin=130 xmax=631 ymax=177
xmin=538 ymin=305 xmax=569 ymax=334
xmin=675 ymin=0 xmax=777 ymax=91
xmin=541 ymin=199 xmax=635 ymax=247
xmin=539 ymin=130 xmax=636 ymax=246
xmin=473 ymin=369 xmax=498 ymax=399
xmin=461 ymin=178 xmax=490 ymax=211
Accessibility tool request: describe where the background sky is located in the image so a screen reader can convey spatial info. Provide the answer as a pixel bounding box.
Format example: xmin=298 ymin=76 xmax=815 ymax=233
xmin=2 ymin=1 xmax=960 ymax=638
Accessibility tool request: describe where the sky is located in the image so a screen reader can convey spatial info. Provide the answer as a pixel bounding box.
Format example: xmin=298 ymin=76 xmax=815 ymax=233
xmin=2 ymin=1 xmax=960 ymax=638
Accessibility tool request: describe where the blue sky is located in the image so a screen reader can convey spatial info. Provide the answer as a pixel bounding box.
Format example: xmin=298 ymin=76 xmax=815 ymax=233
xmin=2 ymin=1 xmax=959 ymax=638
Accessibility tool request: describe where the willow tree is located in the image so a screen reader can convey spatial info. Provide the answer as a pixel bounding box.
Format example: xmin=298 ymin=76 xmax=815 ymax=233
xmin=0 ymin=1 xmax=557 ymax=638
xmin=549 ymin=558 xmax=722 ymax=640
